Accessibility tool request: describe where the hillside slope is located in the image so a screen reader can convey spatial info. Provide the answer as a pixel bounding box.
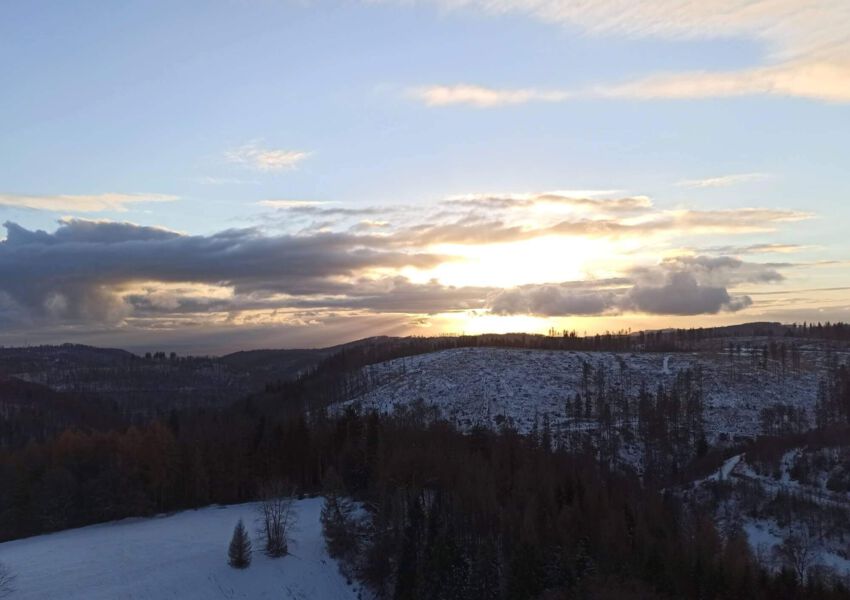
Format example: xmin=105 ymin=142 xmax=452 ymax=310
xmin=343 ymin=346 xmax=824 ymax=442
xmin=0 ymin=497 xmax=356 ymax=600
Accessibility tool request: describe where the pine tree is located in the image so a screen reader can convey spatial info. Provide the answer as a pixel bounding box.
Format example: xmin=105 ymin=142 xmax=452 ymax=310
xmin=228 ymin=519 xmax=253 ymax=569
xmin=321 ymin=467 xmax=359 ymax=565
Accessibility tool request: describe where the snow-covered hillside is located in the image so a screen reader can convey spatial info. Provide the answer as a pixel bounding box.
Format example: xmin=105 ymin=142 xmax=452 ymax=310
xmin=697 ymin=451 xmax=850 ymax=579
xmin=0 ymin=497 xmax=357 ymax=600
xmin=343 ymin=346 xmax=822 ymax=442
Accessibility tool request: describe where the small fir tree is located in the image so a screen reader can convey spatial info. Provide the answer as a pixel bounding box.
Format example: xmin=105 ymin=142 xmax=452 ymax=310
xmin=228 ymin=519 xmax=253 ymax=569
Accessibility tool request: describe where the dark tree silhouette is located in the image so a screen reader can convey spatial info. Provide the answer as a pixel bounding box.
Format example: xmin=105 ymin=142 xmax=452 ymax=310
xmin=228 ymin=519 xmax=252 ymax=569
xmin=774 ymin=528 xmax=815 ymax=584
xmin=257 ymin=481 xmax=296 ymax=558
xmin=321 ymin=467 xmax=360 ymax=567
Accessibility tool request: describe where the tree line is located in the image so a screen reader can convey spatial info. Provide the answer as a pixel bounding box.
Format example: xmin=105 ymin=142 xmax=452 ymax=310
xmin=2 ymin=335 xmax=850 ymax=597
xmin=1 ymin=396 xmax=848 ymax=597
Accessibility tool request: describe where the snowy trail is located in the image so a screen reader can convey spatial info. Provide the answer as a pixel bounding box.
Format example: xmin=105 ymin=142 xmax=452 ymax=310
xmin=718 ymin=454 xmax=743 ymax=480
xmin=662 ymin=355 xmax=671 ymax=375
xmin=0 ymin=497 xmax=357 ymax=600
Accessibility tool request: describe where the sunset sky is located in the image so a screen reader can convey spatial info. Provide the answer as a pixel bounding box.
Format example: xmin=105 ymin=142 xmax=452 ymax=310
xmin=1 ymin=0 xmax=849 ymax=352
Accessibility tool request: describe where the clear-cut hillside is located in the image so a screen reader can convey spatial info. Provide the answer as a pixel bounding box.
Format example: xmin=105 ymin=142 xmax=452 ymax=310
xmin=342 ymin=345 xmax=829 ymax=442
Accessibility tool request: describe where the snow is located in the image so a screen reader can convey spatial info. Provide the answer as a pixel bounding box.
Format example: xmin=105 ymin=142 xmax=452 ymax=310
xmin=344 ymin=346 xmax=822 ymax=442
xmin=743 ymin=518 xmax=850 ymax=578
xmin=0 ymin=497 xmax=358 ymax=600
xmin=696 ymin=450 xmax=850 ymax=578
xmin=729 ymin=451 xmax=850 ymax=511
xmin=817 ymin=550 xmax=850 ymax=575
xmin=744 ymin=520 xmax=784 ymax=554
xmin=705 ymin=453 xmax=744 ymax=482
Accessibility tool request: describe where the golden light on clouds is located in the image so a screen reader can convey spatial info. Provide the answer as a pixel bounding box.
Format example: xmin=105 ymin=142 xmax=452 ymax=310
xmin=436 ymin=311 xmax=554 ymax=336
xmin=407 ymin=232 xmax=645 ymax=290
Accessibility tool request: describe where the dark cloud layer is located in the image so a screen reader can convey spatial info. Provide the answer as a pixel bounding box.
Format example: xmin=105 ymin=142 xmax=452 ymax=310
xmin=0 ymin=215 xmax=792 ymax=334
xmin=0 ymin=219 xmax=450 ymax=323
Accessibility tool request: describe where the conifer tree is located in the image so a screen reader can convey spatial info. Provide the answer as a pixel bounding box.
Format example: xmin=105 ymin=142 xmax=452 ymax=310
xmin=321 ymin=468 xmax=358 ymax=562
xmin=228 ymin=519 xmax=252 ymax=569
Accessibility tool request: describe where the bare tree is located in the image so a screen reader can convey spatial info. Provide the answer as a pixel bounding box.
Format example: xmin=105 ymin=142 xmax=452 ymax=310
xmin=774 ymin=528 xmax=816 ymax=584
xmin=256 ymin=480 xmax=297 ymax=557
xmin=0 ymin=562 xmax=15 ymax=599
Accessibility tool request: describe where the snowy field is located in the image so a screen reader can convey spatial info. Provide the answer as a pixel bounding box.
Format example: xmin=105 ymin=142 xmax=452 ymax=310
xmin=344 ymin=346 xmax=824 ymax=442
xmin=0 ymin=497 xmax=357 ymax=600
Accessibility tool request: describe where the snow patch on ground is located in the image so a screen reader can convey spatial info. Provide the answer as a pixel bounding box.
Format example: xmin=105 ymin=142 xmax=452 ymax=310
xmin=744 ymin=519 xmax=784 ymax=556
xmin=0 ymin=497 xmax=357 ymax=600
xmin=743 ymin=518 xmax=850 ymax=578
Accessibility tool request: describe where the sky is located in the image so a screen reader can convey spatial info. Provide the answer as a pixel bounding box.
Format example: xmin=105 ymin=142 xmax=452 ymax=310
xmin=0 ymin=0 xmax=848 ymax=353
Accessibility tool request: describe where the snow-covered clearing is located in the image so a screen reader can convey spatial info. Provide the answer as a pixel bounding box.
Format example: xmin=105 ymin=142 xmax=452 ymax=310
xmin=345 ymin=347 xmax=821 ymax=442
xmin=0 ymin=497 xmax=357 ymax=600
xmin=743 ymin=519 xmax=850 ymax=578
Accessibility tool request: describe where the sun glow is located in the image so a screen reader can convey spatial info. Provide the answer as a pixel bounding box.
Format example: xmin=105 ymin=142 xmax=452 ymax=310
xmin=437 ymin=310 xmax=554 ymax=336
xmin=414 ymin=235 xmax=620 ymax=288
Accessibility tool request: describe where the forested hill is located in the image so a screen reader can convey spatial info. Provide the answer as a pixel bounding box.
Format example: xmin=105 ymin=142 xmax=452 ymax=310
xmin=2 ymin=323 xmax=850 ymax=597
xmin=2 ymin=321 xmax=848 ymax=425
xmin=0 ymin=343 xmax=327 ymax=419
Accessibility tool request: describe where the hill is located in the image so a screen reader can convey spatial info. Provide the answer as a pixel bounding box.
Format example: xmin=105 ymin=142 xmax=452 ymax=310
xmin=341 ymin=343 xmax=833 ymax=444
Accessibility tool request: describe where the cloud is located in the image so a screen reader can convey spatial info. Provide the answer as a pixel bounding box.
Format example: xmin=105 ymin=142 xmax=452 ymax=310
xmin=412 ymin=64 xmax=850 ymax=106
xmin=629 ymin=255 xmax=785 ymax=287
xmin=0 ymin=192 xmax=178 ymax=213
xmin=257 ymin=200 xmax=327 ymax=209
xmin=394 ymin=205 xmax=812 ymax=246
xmin=411 ymin=84 xmax=571 ymax=107
xmin=0 ymin=219 xmax=450 ymax=324
xmin=419 ymin=0 xmax=842 ymax=46
xmin=225 ymin=142 xmax=310 ymax=171
xmin=252 ymin=191 xmax=811 ymax=249
xmin=405 ymin=0 xmax=850 ymax=104
xmin=192 ymin=176 xmax=259 ymax=185
xmin=701 ymin=243 xmax=813 ymax=255
xmin=593 ymin=61 xmax=850 ymax=103
xmin=350 ymin=220 xmax=391 ymax=232
xmin=263 ymin=203 xmax=389 ymax=218
xmin=0 ymin=181 xmax=811 ymax=336
xmin=257 ymin=201 xmax=405 ymax=233
xmin=442 ymin=192 xmax=652 ymax=213
xmin=628 ymin=272 xmax=752 ymax=315
xmin=286 ymin=277 xmax=491 ymax=314
xmin=412 ymin=62 xmax=850 ymax=107
xmin=676 ymin=173 xmax=770 ymax=188
xmin=0 ymin=217 xmax=794 ymax=330
xmin=488 ymin=279 xmax=626 ymax=316
xmin=662 ymin=208 xmax=812 ymax=233
xmin=488 ymin=255 xmax=778 ymax=316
